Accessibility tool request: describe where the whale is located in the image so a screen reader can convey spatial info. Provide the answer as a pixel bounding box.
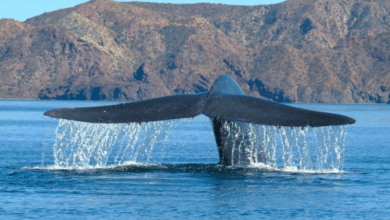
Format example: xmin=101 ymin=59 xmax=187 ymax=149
xmin=44 ymin=74 xmax=356 ymax=166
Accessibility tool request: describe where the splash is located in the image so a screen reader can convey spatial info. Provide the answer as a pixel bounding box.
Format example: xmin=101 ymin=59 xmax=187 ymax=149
xmin=48 ymin=117 xmax=347 ymax=173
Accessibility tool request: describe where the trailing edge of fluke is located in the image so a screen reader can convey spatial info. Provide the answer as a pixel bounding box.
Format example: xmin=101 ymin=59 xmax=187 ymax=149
xmin=44 ymin=75 xmax=356 ymax=127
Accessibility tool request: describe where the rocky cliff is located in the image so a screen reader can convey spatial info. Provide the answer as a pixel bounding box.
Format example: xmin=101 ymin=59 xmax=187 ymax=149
xmin=1 ymin=0 xmax=390 ymax=103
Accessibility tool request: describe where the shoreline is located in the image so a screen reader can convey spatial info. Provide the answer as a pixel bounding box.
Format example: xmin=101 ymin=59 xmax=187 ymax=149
xmin=0 ymin=98 xmax=388 ymax=105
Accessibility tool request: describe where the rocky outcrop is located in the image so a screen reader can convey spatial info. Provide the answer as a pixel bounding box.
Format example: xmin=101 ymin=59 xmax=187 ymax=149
xmin=1 ymin=0 xmax=390 ymax=103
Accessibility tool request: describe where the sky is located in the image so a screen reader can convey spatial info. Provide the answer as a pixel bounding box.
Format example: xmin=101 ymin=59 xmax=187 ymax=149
xmin=1 ymin=0 xmax=286 ymax=22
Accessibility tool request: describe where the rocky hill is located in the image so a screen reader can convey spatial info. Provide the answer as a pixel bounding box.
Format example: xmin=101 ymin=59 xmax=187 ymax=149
xmin=1 ymin=0 xmax=390 ymax=103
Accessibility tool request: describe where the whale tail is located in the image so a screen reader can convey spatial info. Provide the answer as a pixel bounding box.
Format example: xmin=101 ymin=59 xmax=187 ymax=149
xmin=44 ymin=91 xmax=355 ymax=127
xmin=44 ymin=74 xmax=356 ymax=167
xmin=44 ymin=92 xmax=209 ymax=124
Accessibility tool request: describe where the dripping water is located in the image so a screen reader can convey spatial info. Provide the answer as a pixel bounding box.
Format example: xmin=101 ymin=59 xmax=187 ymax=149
xmin=49 ymin=117 xmax=347 ymax=173
xmin=52 ymin=119 xmax=173 ymax=169
xmin=220 ymin=121 xmax=347 ymax=172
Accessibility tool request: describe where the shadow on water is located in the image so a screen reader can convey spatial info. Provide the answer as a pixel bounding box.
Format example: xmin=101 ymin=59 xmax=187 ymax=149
xmin=23 ymin=163 xmax=365 ymax=175
xmin=24 ymin=163 xmax=270 ymax=174
xmin=110 ymin=163 xmax=271 ymax=174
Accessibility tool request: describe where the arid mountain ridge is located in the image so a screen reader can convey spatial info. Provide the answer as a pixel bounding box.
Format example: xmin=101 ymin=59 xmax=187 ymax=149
xmin=1 ymin=0 xmax=390 ymax=103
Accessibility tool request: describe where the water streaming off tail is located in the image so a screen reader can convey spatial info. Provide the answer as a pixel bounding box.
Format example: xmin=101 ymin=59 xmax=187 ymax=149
xmin=52 ymin=119 xmax=173 ymax=169
xmin=50 ymin=117 xmax=347 ymax=172
xmin=220 ymin=121 xmax=347 ymax=172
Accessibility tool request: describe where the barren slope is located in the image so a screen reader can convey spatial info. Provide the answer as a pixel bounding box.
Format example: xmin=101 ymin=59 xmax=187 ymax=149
xmin=1 ymin=0 xmax=390 ymax=103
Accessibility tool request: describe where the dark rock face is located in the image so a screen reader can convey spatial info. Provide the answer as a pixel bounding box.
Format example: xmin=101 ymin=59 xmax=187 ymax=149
xmin=134 ymin=63 xmax=148 ymax=82
xmin=1 ymin=0 xmax=390 ymax=103
xmin=300 ymin=18 xmax=314 ymax=35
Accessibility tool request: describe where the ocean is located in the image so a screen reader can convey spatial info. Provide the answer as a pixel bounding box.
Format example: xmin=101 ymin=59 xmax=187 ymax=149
xmin=0 ymin=100 xmax=389 ymax=219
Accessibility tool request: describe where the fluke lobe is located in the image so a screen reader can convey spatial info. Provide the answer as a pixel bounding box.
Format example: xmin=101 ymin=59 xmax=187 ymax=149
xmin=44 ymin=75 xmax=356 ymax=166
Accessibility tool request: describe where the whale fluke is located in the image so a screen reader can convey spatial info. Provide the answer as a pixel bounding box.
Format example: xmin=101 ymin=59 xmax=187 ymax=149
xmin=44 ymin=92 xmax=355 ymax=126
xmin=204 ymin=94 xmax=355 ymax=127
xmin=44 ymin=92 xmax=209 ymax=123
xmin=44 ymin=74 xmax=355 ymax=166
xmin=44 ymin=76 xmax=355 ymax=127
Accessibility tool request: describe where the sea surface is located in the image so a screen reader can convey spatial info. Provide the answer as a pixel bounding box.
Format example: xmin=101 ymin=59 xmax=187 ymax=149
xmin=0 ymin=100 xmax=389 ymax=219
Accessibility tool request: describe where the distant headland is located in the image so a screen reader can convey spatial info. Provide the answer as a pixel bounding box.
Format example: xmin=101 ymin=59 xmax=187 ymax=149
xmin=1 ymin=0 xmax=390 ymax=103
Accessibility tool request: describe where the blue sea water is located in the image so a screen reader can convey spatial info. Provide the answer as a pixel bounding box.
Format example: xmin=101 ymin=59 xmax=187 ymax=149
xmin=0 ymin=100 xmax=389 ymax=219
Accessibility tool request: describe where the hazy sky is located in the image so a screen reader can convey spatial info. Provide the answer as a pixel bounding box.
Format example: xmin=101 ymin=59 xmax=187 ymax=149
xmin=1 ymin=0 xmax=285 ymax=22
